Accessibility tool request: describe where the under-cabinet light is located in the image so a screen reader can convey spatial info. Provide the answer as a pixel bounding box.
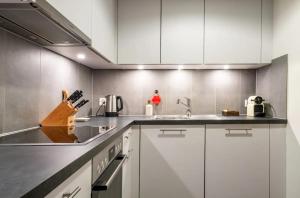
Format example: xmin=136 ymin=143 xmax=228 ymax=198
xmin=77 ymin=53 xmax=86 ymax=60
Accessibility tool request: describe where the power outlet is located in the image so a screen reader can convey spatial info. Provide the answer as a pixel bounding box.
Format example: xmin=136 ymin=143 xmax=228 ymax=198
xmin=99 ymin=98 xmax=106 ymax=106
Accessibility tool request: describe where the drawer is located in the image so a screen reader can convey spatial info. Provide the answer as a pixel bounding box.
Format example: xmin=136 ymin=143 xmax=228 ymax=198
xmin=46 ymin=161 xmax=92 ymax=198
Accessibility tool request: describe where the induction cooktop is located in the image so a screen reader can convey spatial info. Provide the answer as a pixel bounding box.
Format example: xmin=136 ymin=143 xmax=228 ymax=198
xmin=0 ymin=125 xmax=116 ymax=146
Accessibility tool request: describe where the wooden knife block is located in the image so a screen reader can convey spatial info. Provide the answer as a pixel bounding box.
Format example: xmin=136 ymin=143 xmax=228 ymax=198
xmin=41 ymin=90 xmax=78 ymax=127
xmin=41 ymin=101 xmax=78 ymax=127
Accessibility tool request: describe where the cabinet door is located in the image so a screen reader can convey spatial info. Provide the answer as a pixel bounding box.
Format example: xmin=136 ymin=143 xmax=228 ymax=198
xmin=47 ymin=0 xmax=92 ymax=38
xmin=122 ymin=126 xmax=140 ymax=198
xmin=270 ymin=124 xmax=286 ymax=198
xmin=130 ymin=126 xmax=140 ymax=198
xmin=122 ymin=128 xmax=132 ymax=198
xmin=161 ymin=0 xmax=204 ymax=64
xmin=262 ymin=0 xmax=273 ymax=64
xmin=118 ymin=0 xmax=161 ymax=64
xmin=206 ymin=124 xmax=269 ymax=198
xmin=91 ymin=0 xmax=117 ymax=63
xmin=46 ymin=161 xmax=92 ymax=198
xmin=140 ymin=125 xmax=205 ymax=198
xmin=204 ymin=0 xmax=261 ymax=64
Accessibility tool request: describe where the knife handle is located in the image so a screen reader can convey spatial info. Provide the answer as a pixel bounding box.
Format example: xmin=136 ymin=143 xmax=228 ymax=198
xmin=75 ymin=100 xmax=89 ymax=109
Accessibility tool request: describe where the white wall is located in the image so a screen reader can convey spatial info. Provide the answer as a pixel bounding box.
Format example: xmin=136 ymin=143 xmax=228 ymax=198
xmin=273 ymin=0 xmax=300 ymax=197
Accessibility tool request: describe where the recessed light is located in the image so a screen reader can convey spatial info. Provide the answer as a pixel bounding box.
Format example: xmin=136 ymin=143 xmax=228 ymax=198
xmin=138 ymin=65 xmax=144 ymax=70
xmin=178 ymin=65 xmax=184 ymax=70
xmin=224 ymin=65 xmax=230 ymax=70
xmin=77 ymin=53 xmax=86 ymax=60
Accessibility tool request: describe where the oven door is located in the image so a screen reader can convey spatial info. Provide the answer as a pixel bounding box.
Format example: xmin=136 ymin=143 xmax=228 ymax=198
xmin=92 ymin=155 xmax=127 ymax=198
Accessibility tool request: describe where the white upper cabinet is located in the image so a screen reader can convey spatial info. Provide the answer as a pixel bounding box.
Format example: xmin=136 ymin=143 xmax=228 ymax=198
xmin=91 ymin=0 xmax=117 ymax=63
xmin=118 ymin=0 xmax=161 ymax=64
xmin=47 ymin=0 xmax=92 ymax=38
xmin=161 ymin=0 xmax=204 ymax=64
xmin=262 ymin=0 xmax=273 ymax=63
xmin=204 ymin=0 xmax=262 ymax=64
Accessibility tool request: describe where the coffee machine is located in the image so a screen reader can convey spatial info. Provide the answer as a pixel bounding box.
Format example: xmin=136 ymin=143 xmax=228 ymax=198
xmin=105 ymin=95 xmax=123 ymax=117
xmin=247 ymin=96 xmax=266 ymax=117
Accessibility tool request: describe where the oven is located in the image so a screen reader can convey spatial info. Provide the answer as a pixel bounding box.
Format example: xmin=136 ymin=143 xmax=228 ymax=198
xmin=91 ymin=137 xmax=126 ymax=198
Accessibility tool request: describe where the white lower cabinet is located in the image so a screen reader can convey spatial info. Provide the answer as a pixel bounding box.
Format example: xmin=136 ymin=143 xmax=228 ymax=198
xmin=46 ymin=161 xmax=92 ymax=198
xmin=270 ymin=124 xmax=286 ymax=198
xmin=122 ymin=126 xmax=140 ymax=198
xmin=140 ymin=125 xmax=205 ymax=198
xmin=205 ymin=124 xmax=270 ymax=198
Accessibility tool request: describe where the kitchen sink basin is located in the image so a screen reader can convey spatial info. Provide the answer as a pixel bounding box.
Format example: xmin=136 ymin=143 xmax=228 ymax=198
xmin=153 ymin=115 xmax=190 ymax=120
xmin=153 ymin=114 xmax=221 ymax=120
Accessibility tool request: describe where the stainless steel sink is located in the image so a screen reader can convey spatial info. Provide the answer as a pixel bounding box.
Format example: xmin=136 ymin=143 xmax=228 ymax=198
xmin=190 ymin=115 xmax=221 ymax=119
xmin=153 ymin=115 xmax=190 ymax=120
xmin=153 ymin=114 xmax=221 ymax=120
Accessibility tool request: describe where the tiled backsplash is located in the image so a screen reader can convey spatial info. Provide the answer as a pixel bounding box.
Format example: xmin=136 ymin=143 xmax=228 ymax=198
xmin=256 ymin=55 xmax=288 ymax=118
xmin=0 ymin=28 xmax=93 ymax=133
xmin=93 ymin=69 xmax=256 ymax=115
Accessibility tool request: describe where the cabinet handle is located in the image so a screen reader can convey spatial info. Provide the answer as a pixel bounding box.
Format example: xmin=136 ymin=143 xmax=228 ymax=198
xmin=225 ymin=129 xmax=253 ymax=137
xmin=160 ymin=129 xmax=187 ymax=132
xmin=62 ymin=186 xmax=81 ymax=198
xmin=159 ymin=129 xmax=186 ymax=137
xmin=93 ymin=155 xmax=127 ymax=191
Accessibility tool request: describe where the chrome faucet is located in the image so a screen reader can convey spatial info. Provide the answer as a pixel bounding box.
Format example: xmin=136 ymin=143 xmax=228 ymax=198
xmin=177 ymin=97 xmax=192 ymax=118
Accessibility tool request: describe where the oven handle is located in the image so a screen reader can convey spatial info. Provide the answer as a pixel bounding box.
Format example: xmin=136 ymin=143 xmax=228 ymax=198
xmin=92 ymin=155 xmax=127 ymax=191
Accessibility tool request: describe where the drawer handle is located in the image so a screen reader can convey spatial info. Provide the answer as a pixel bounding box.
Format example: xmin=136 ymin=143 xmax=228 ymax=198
xmin=159 ymin=129 xmax=186 ymax=137
xmin=225 ymin=129 xmax=252 ymax=137
xmin=160 ymin=129 xmax=187 ymax=132
xmin=62 ymin=186 xmax=81 ymax=198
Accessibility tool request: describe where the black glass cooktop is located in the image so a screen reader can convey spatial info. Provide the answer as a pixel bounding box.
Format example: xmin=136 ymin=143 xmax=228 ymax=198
xmin=0 ymin=125 xmax=116 ymax=145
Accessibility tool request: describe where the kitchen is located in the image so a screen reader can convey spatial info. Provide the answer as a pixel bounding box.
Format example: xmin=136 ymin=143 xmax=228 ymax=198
xmin=0 ymin=0 xmax=298 ymax=198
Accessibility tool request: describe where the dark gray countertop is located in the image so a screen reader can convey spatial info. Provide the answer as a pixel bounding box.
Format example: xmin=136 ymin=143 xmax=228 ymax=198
xmin=0 ymin=115 xmax=287 ymax=198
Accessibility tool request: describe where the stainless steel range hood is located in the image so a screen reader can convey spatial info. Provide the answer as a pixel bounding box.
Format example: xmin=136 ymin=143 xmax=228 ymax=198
xmin=0 ymin=0 xmax=91 ymax=46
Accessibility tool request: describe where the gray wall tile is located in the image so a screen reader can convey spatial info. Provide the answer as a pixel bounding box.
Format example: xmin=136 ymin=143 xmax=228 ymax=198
xmin=0 ymin=29 xmax=6 ymax=133
xmin=256 ymin=55 xmax=288 ymax=118
xmin=76 ymin=65 xmax=93 ymax=117
xmin=165 ymin=70 xmax=193 ymax=115
xmin=215 ymin=70 xmax=242 ymax=113
xmin=240 ymin=70 xmax=257 ymax=114
xmin=0 ymin=29 xmax=93 ymax=133
xmin=2 ymin=30 xmax=41 ymax=132
xmin=140 ymin=70 xmax=169 ymax=115
xmin=192 ymin=70 xmax=217 ymax=114
xmin=38 ymin=49 xmax=92 ymax=120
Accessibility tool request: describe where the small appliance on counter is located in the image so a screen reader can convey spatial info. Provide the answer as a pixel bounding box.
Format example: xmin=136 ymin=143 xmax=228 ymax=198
xmin=247 ymin=96 xmax=266 ymax=117
xmin=105 ymin=95 xmax=124 ymax=117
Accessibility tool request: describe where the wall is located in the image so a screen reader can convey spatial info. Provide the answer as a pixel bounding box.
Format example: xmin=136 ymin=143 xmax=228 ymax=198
xmin=0 ymin=28 xmax=93 ymax=134
xmin=256 ymin=55 xmax=288 ymax=118
xmin=273 ymin=0 xmax=300 ymax=197
xmin=93 ymin=69 xmax=256 ymax=115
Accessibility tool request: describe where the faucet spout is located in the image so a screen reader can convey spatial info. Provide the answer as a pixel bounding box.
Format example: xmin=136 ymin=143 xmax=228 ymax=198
xmin=177 ymin=97 xmax=192 ymax=118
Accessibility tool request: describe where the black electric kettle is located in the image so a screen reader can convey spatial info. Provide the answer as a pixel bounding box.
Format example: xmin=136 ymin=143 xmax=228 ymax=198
xmin=105 ymin=95 xmax=124 ymax=117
